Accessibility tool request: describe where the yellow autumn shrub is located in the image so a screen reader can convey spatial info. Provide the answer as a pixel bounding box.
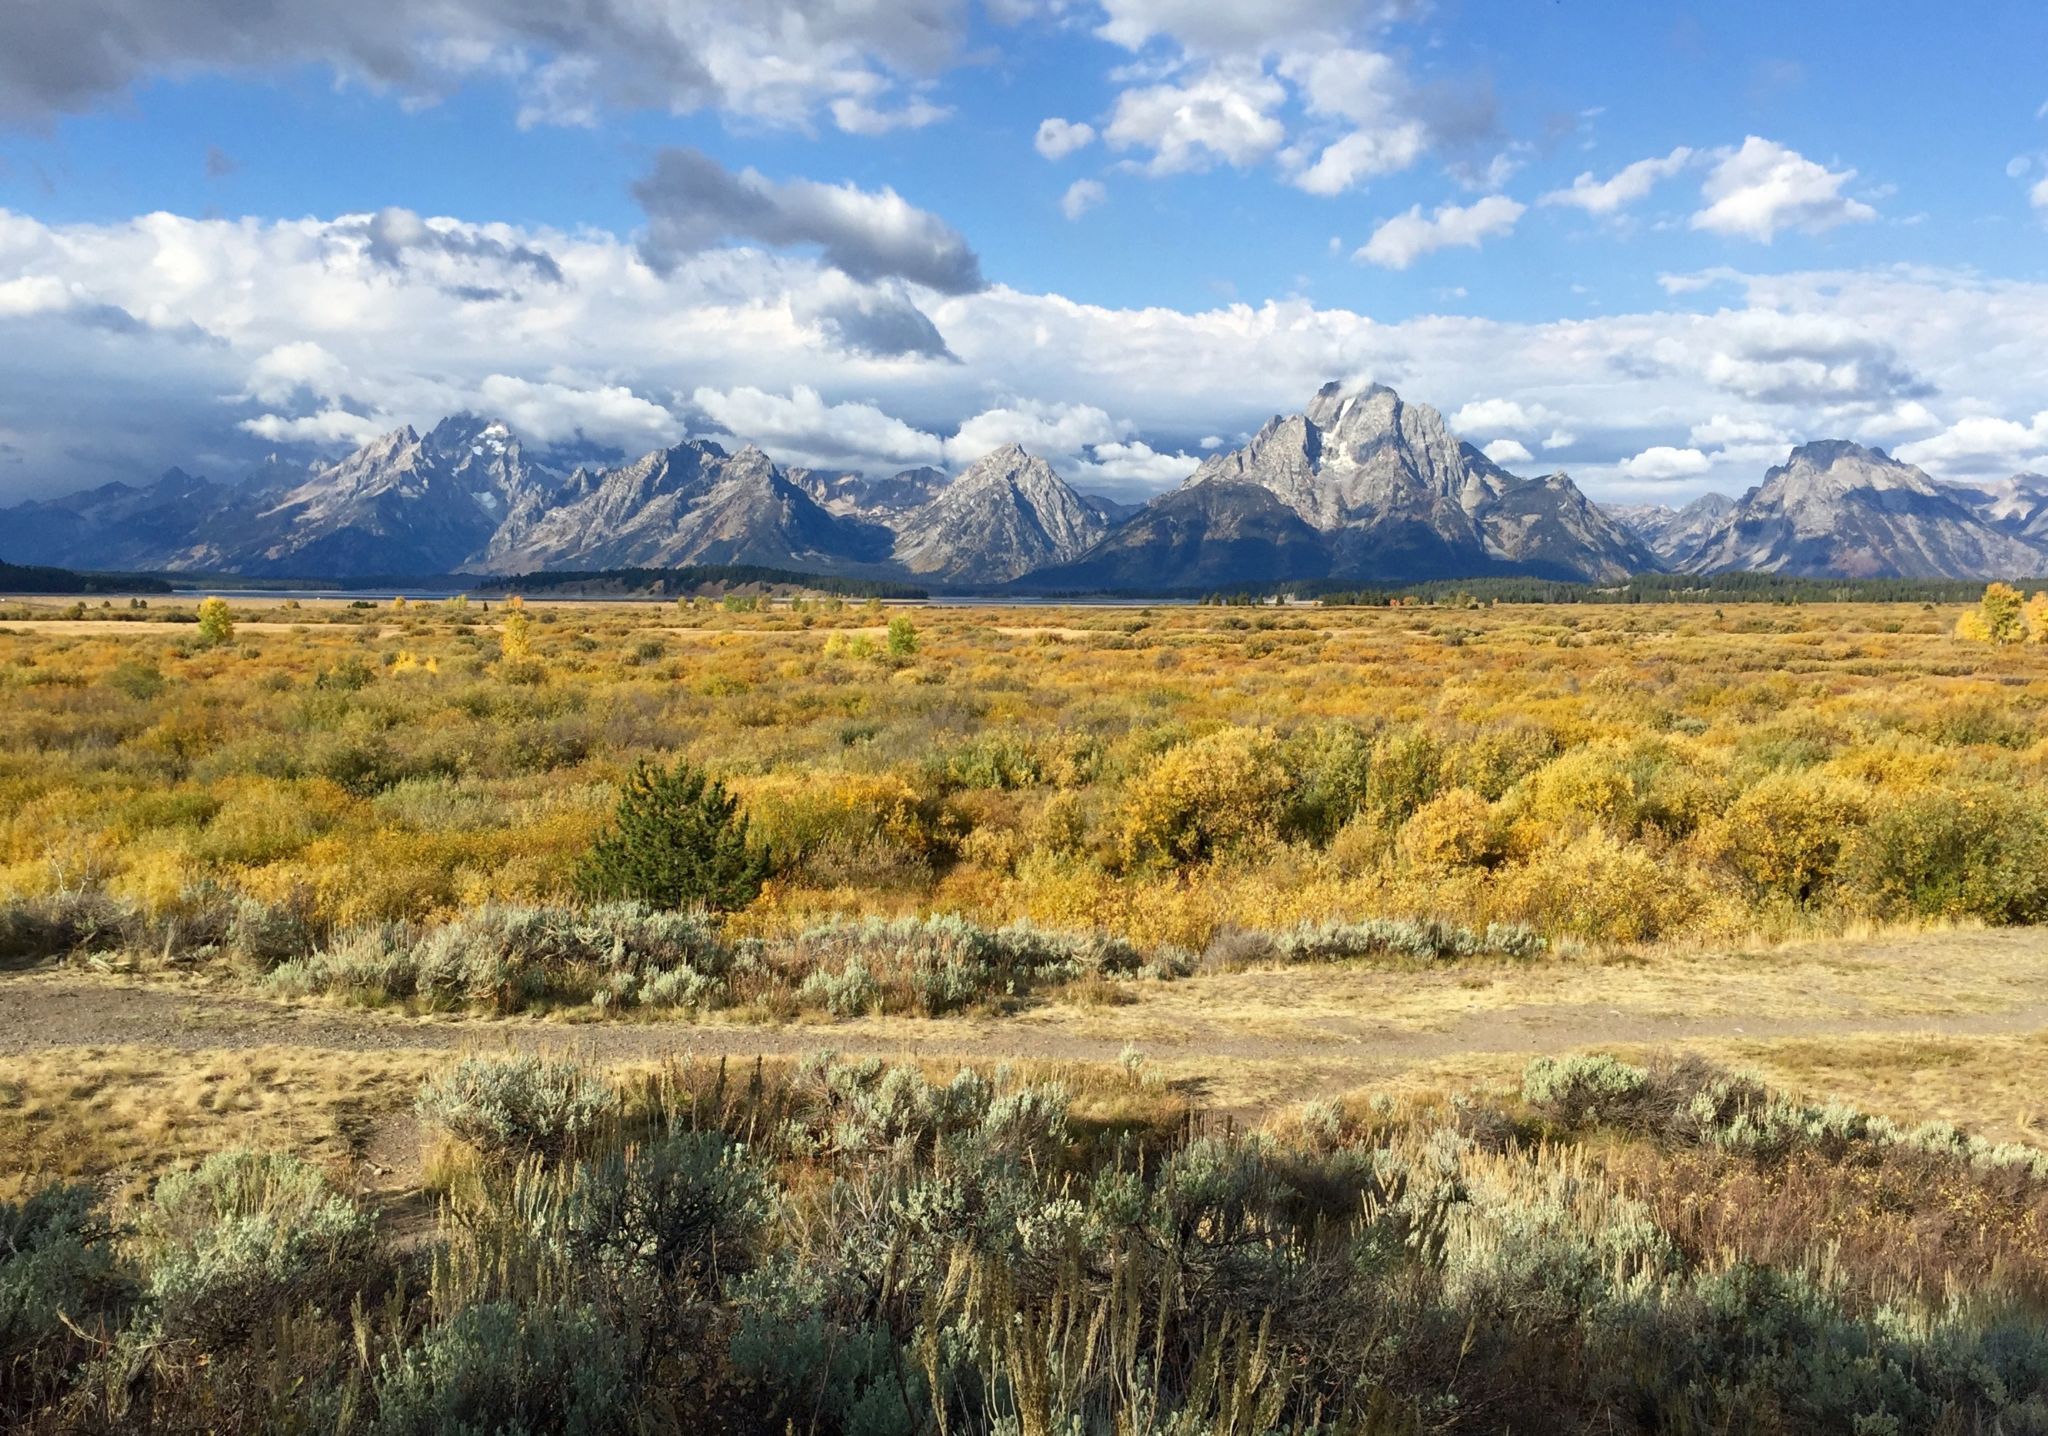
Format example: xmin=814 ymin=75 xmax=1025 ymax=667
xmin=1714 ymin=770 xmax=1872 ymax=903
xmin=1118 ymin=727 xmax=1291 ymax=866
xmin=1 ymin=594 xmax=2044 ymax=949
xmin=1327 ymin=812 xmax=1393 ymax=876
xmin=1394 ymin=787 xmax=1498 ymax=870
xmin=1517 ymin=743 xmax=1639 ymax=835
xmin=739 ymin=770 xmax=951 ymax=860
xmin=1492 ymin=830 xmax=1699 ymax=943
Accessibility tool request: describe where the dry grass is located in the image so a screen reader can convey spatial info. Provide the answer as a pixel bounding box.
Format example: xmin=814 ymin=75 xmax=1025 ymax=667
xmin=11 ymin=1014 xmax=2042 ymax=1210
xmin=0 ymin=1045 xmax=435 ymax=1199
xmin=0 ymin=1039 xmax=1203 ymax=1204
xmin=1711 ymin=1029 xmax=2048 ymax=1149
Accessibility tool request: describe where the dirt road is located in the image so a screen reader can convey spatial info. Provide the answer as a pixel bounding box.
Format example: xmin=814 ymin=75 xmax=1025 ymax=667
xmin=7 ymin=925 xmax=2047 ymax=1077
xmin=7 ymin=928 xmax=2047 ymax=1187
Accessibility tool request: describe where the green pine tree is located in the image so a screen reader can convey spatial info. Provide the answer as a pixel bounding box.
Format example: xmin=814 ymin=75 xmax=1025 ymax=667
xmin=575 ymin=759 xmax=771 ymax=911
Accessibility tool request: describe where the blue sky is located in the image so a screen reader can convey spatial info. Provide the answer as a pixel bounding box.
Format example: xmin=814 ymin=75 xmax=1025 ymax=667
xmin=1 ymin=0 xmax=2046 ymax=504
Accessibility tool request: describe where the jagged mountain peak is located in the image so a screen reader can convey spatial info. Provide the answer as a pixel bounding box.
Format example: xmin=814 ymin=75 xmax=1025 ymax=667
xmin=1303 ymin=379 xmax=1399 ymax=430
xmin=1171 ymin=381 xmax=1644 ymax=583
xmin=473 ymin=431 xmax=892 ymax=575
xmin=425 ymin=413 xmax=516 ymax=454
xmin=790 ymin=463 xmax=948 ymax=521
xmin=150 ymin=466 xmax=217 ymax=497
xmin=1763 ymin=439 xmax=1941 ymax=499
xmin=1190 ymin=380 xmax=1488 ymax=534
xmin=1786 ymin=437 xmax=1885 ymax=468
xmin=358 ymin=424 xmax=422 ymax=459
xmin=36 ymin=394 xmax=2039 ymax=589
xmin=894 ymin=445 xmax=1107 ymax=582
xmin=955 ymin=442 xmax=1060 ymax=487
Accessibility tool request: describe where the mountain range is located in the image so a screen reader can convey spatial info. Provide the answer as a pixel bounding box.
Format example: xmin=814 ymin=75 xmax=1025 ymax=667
xmin=5 ymin=386 xmax=2046 ymax=589
xmin=1610 ymin=442 xmax=2048 ymax=580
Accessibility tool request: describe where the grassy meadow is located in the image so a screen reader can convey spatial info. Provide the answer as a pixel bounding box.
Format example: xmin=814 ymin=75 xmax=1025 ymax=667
xmin=4 ymin=590 xmax=2048 ymax=1432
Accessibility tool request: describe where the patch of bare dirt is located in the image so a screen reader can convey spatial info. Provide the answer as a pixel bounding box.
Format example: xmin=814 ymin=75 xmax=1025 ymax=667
xmin=6 ymin=931 xmax=2048 ymax=1075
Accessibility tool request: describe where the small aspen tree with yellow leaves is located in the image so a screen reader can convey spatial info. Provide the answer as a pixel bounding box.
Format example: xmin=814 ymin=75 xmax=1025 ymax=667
xmin=501 ymin=594 xmax=535 ymax=663
xmin=196 ymin=596 xmax=234 ymax=645
xmin=1956 ymin=582 xmax=2027 ymax=643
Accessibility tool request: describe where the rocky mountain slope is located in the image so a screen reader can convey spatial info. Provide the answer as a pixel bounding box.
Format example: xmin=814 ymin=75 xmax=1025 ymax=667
xmin=1 ymin=468 xmax=250 ymax=572
xmin=891 ymin=444 xmax=1109 ymax=582
xmin=0 ymin=419 xmax=1122 ymax=581
xmin=792 ymin=466 xmax=949 ymax=522
xmin=1603 ymin=493 xmax=1735 ymax=567
xmin=233 ymin=416 xmax=570 ymax=577
xmin=1961 ymin=472 xmax=2048 ymax=546
xmin=1024 ymin=383 xmax=1656 ymax=589
xmin=1013 ymin=482 xmax=1330 ymax=591
xmin=1618 ymin=442 xmax=2048 ymax=579
xmin=475 ymin=441 xmax=892 ymax=574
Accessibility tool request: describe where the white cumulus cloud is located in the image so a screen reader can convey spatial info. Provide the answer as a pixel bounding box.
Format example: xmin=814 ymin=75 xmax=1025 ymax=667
xmin=1688 ymin=413 xmax=1785 ymax=448
xmin=1481 ymin=438 xmax=1532 ymax=465
xmin=1691 ymin=137 xmax=1878 ymax=242
xmin=1356 ymin=195 xmax=1524 ymax=269
xmin=1895 ymin=413 xmax=2048 ymax=477
xmin=1276 ymin=46 xmax=1428 ymax=195
xmin=830 ymin=95 xmax=951 ymax=136
xmin=691 ymin=384 xmax=945 ymax=468
xmin=0 ymin=0 xmax=969 ymax=131
xmin=11 ymin=207 xmax=2048 ymax=504
xmin=1618 ymin=445 xmax=1712 ymax=481
xmin=1060 ymin=179 xmax=1107 ymax=221
xmin=950 ymin=399 xmax=1126 ymax=463
xmin=1104 ymin=65 xmax=1287 ymax=174
xmin=1035 ymin=117 xmax=1097 ymax=160
xmin=1451 ymin=397 xmax=1553 ymax=433
xmin=1541 ymin=147 xmax=1694 ymax=216
xmin=1072 ymin=439 xmax=1199 ymax=487
xmin=239 ymin=408 xmax=392 ymax=446
xmin=1289 ymin=123 xmax=1428 ymax=196
xmin=1857 ymin=400 xmax=1940 ymax=440
xmin=474 ymin=375 xmax=680 ymax=450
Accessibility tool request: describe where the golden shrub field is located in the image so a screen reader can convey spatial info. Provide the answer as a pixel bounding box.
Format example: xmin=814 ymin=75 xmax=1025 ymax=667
xmin=5 ymin=590 xmax=2046 ymax=954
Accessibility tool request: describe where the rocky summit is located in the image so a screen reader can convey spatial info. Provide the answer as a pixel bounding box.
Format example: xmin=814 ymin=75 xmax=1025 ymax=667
xmin=891 ymin=443 xmax=1110 ymax=582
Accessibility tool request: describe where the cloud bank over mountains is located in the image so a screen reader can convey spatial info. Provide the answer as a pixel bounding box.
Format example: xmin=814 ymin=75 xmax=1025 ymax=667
xmin=3 ymin=199 xmax=2047 ymax=505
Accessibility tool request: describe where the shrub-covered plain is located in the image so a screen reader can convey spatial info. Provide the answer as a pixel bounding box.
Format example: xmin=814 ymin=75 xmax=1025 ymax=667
xmin=3 ymin=595 xmax=2046 ymax=962
xmin=6 ymin=1052 xmax=2047 ymax=1433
